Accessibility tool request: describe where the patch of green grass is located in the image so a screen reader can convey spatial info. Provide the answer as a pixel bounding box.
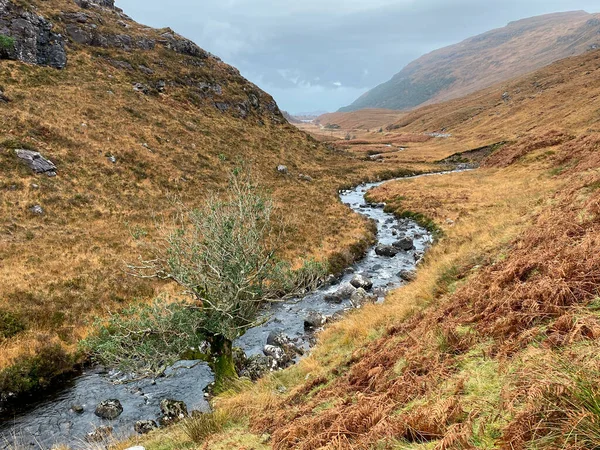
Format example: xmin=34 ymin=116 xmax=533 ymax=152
xmin=0 ymin=35 xmax=15 ymax=52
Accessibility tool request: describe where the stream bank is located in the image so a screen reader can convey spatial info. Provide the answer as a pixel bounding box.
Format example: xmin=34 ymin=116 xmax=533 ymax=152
xmin=0 ymin=173 xmax=442 ymax=449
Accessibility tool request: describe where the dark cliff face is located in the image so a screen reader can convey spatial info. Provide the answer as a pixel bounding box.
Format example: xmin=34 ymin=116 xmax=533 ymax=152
xmin=0 ymin=0 xmax=67 ymax=68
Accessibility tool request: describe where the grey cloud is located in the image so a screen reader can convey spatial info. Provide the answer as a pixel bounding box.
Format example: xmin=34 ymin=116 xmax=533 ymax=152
xmin=119 ymin=0 xmax=599 ymax=113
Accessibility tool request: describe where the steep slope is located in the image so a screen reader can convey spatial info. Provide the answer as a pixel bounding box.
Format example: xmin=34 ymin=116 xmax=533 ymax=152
xmin=0 ymin=0 xmax=403 ymax=401
xmin=341 ymin=11 xmax=600 ymax=112
xmin=143 ymin=47 xmax=600 ymax=449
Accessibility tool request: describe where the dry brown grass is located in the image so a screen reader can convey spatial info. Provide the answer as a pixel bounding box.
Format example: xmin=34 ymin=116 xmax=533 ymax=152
xmin=0 ymin=0 xmax=432 ymax=384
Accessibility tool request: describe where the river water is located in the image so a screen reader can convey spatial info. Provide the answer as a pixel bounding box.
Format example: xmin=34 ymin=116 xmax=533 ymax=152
xmin=0 ymin=177 xmax=433 ymax=449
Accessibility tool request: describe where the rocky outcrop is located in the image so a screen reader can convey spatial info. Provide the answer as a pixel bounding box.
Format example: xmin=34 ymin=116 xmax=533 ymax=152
xmin=0 ymin=0 xmax=67 ymax=68
xmin=15 ymin=149 xmax=57 ymax=176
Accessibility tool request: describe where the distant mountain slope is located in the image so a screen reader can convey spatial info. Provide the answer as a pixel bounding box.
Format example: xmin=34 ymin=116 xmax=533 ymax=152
xmin=340 ymin=11 xmax=600 ymax=112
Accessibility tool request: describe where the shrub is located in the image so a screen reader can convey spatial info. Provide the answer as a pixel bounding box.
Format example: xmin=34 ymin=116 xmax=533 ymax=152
xmin=0 ymin=35 xmax=15 ymax=53
xmin=0 ymin=309 xmax=26 ymax=339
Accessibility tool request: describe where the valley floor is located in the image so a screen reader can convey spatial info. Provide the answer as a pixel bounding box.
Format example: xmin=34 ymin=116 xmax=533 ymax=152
xmin=117 ymin=125 xmax=600 ymax=449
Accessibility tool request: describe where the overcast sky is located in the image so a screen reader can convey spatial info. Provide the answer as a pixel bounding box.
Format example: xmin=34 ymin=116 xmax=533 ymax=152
xmin=119 ymin=0 xmax=599 ymax=114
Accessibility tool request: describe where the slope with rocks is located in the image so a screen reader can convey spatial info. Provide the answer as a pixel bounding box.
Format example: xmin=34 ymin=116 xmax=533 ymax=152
xmin=341 ymin=11 xmax=600 ymax=112
xmin=0 ymin=0 xmax=415 ymax=404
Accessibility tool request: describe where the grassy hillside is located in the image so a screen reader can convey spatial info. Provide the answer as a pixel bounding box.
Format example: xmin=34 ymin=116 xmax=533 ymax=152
xmin=0 ymin=0 xmax=423 ymax=401
xmin=126 ymin=47 xmax=600 ymax=449
xmin=341 ymin=11 xmax=600 ymax=112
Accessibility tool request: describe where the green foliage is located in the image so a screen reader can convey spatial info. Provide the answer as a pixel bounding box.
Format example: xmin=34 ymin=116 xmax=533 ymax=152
xmin=0 ymin=344 xmax=74 ymax=396
xmin=0 ymin=309 xmax=26 ymax=339
xmin=87 ymin=168 xmax=325 ymax=381
xmin=82 ymin=300 xmax=207 ymax=376
xmin=0 ymin=35 xmax=15 ymax=52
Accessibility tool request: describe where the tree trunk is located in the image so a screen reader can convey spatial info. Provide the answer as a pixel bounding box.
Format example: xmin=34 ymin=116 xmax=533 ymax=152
xmin=209 ymin=334 xmax=238 ymax=393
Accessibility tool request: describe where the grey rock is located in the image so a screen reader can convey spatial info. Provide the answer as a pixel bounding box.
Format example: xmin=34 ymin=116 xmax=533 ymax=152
xmin=375 ymin=245 xmax=400 ymax=257
xmin=214 ymin=102 xmax=229 ymax=112
xmin=66 ymin=24 xmax=92 ymax=44
xmin=0 ymin=1 xmax=67 ymax=69
xmin=239 ymin=354 xmax=275 ymax=380
xmin=159 ymin=31 xmax=208 ymax=59
xmin=392 ymin=237 xmax=414 ymax=251
xmin=277 ymin=165 xmax=288 ymax=175
xmin=298 ymin=174 xmax=313 ymax=182
xmin=29 ymin=205 xmax=44 ymax=215
xmin=266 ymin=331 xmax=290 ymax=348
xmin=134 ymin=420 xmax=158 ymax=434
xmin=263 ymin=345 xmax=289 ymax=367
xmin=85 ymin=426 xmax=113 ymax=442
xmin=133 ymin=82 xmax=149 ymax=94
xmin=324 ymin=293 xmax=343 ymax=304
xmin=159 ymin=399 xmax=188 ymax=425
xmin=304 ymin=311 xmax=326 ymax=330
xmin=137 ymin=64 xmax=153 ymax=74
xmin=71 ymin=404 xmax=84 ymax=414
xmin=15 ymin=149 xmax=56 ymax=174
xmin=109 ymin=59 xmax=133 ymax=70
xmin=398 ymin=269 xmax=417 ymax=282
xmin=350 ymin=274 xmax=373 ymax=290
xmin=94 ymin=399 xmax=123 ymax=420
xmin=350 ymin=288 xmax=376 ymax=308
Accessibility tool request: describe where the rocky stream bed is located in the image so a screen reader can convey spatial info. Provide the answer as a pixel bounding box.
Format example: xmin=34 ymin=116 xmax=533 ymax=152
xmin=0 ymin=175 xmax=438 ymax=449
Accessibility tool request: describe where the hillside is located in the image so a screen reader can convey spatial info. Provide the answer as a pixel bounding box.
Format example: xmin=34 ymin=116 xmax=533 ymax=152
xmin=0 ymin=0 xmax=425 ymax=404
xmin=341 ymin=11 xmax=600 ymax=112
xmin=130 ymin=47 xmax=600 ymax=449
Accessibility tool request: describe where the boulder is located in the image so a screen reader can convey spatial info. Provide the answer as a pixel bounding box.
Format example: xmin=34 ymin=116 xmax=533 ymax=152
xmin=159 ymin=399 xmax=188 ymax=426
xmin=375 ymin=245 xmax=400 ymax=257
xmin=277 ymin=165 xmax=288 ymax=174
xmin=350 ymin=288 xmax=376 ymax=308
xmin=298 ymin=174 xmax=313 ymax=182
xmin=350 ymin=274 xmax=373 ymax=290
xmin=71 ymin=404 xmax=84 ymax=414
xmin=266 ymin=331 xmax=290 ymax=348
xmin=15 ymin=149 xmax=57 ymax=175
xmin=304 ymin=311 xmax=326 ymax=330
xmin=86 ymin=426 xmax=113 ymax=442
xmin=94 ymin=399 xmax=123 ymax=420
xmin=392 ymin=238 xmax=414 ymax=251
xmin=134 ymin=420 xmax=158 ymax=434
xmin=398 ymin=269 xmax=417 ymax=282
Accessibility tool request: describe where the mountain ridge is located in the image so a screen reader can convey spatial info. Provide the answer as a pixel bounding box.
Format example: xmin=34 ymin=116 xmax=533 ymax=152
xmin=340 ymin=10 xmax=600 ymax=112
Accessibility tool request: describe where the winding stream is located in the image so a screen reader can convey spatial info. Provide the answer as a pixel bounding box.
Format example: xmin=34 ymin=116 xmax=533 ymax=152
xmin=0 ymin=175 xmax=436 ymax=449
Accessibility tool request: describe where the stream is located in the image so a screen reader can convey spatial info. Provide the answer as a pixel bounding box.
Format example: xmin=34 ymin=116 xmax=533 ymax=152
xmin=0 ymin=175 xmax=436 ymax=449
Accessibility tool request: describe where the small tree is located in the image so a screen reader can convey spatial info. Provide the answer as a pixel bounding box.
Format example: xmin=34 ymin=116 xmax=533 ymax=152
xmin=86 ymin=169 xmax=324 ymax=391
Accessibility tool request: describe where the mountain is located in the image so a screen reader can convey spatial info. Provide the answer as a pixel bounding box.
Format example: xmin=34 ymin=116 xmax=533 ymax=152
xmin=340 ymin=11 xmax=600 ymax=112
xmin=0 ymin=0 xmax=386 ymax=399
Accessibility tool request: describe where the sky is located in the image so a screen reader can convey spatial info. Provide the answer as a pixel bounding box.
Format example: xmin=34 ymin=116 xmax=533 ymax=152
xmin=118 ymin=0 xmax=599 ymax=114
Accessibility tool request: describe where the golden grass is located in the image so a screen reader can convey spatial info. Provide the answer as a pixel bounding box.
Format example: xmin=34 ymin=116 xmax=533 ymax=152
xmin=0 ymin=1 xmax=435 ymax=375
